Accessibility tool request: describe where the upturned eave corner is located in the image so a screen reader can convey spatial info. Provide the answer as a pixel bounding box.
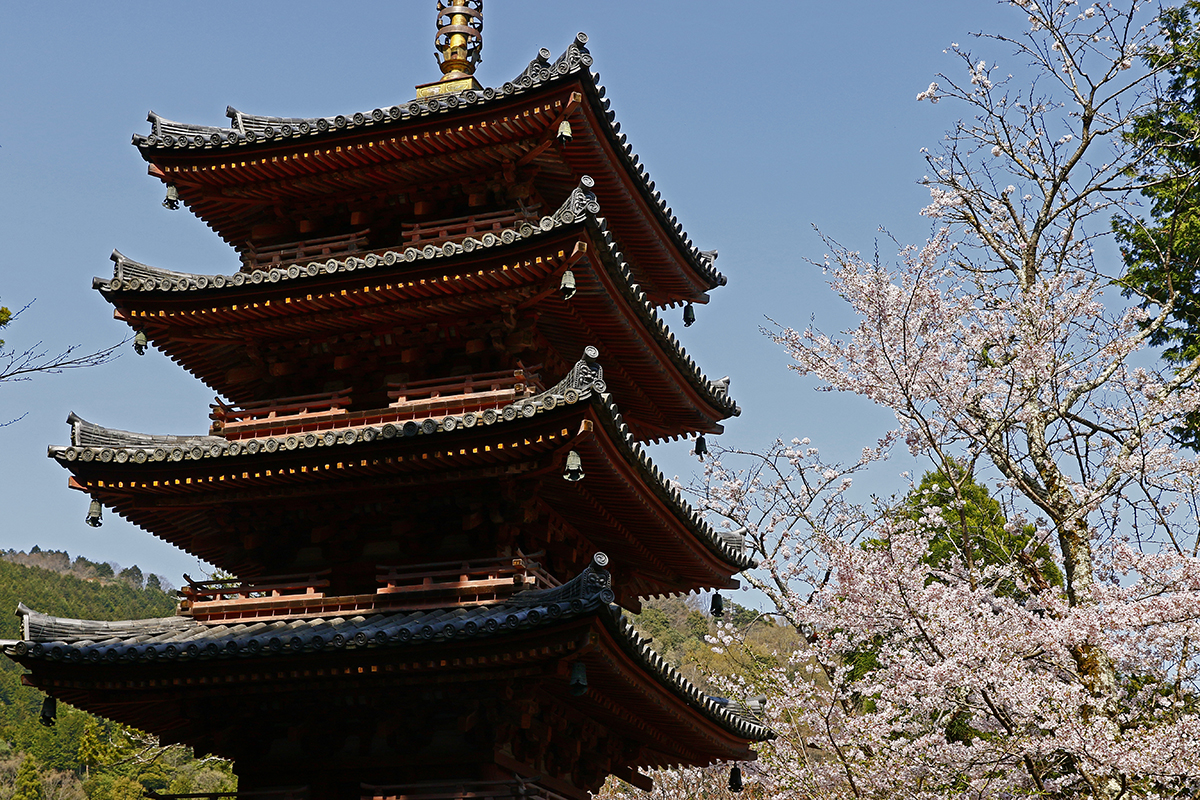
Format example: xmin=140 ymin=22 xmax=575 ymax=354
xmin=131 ymin=32 xmax=724 ymax=298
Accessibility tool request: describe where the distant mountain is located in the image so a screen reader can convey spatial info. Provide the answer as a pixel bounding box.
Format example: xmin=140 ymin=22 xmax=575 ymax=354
xmin=0 ymin=553 xmax=234 ymax=798
xmin=0 ymin=553 xmax=175 ymax=641
xmin=0 ymin=547 xmax=173 ymax=594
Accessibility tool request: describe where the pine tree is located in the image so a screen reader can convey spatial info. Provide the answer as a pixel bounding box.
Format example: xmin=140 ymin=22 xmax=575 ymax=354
xmin=12 ymin=754 xmax=43 ymax=800
xmin=76 ymin=717 xmax=106 ymax=778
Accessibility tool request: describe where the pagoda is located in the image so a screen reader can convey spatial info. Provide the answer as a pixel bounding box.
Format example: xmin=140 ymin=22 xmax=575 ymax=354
xmin=3 ymin=4 xmax=769 ymax=798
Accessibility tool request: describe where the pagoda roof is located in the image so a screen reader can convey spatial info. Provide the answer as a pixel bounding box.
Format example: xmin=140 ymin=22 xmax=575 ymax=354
xmin=94 ymin=181 xmax=738 ymax=438
xmin=51 ymin=378 xmax=753 ymax=595
xmin=4 ymin=558 xmax=771 ymax=767
xmin=130 ymin=34 xmax=724 ymax=304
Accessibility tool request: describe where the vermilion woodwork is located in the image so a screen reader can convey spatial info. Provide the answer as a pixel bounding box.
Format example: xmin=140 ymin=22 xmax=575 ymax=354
xmin=4 ymin=30 xmax=768 ymax=800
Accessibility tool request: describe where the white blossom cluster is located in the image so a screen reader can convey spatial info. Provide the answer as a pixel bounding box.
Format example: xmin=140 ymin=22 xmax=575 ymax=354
xmin=618 ymin=1 xmax=1200 ymax=798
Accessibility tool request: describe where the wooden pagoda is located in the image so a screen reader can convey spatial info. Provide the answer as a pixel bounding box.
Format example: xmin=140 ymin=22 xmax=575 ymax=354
xmin=4 ymin=6 xmax=768 ymax=798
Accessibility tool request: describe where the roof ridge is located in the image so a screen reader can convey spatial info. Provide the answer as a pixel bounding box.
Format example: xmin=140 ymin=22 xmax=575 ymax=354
xmin=94 ymin=182 xmax=738 ymax=418
xmin=603 ymin=608 xmax=774 ymax=741
xmin=6 ymin=554 xmax=768 ymax=742
xmin=130 ymin=32 xmax=725 ymax=292
xmin=132 ymin=33 xmax=593 ymax=151
xmin=50 ymin=358 xmax=751 ymax=572
xmin=93 ymin=175 xmax=598 ymax=293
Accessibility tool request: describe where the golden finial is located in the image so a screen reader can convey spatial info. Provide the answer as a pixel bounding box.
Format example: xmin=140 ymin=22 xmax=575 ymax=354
xmin=417 ymin=1 xmax=483 ymax=97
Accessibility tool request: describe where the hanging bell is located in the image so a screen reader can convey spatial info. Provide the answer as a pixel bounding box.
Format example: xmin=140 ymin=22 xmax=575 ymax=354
xmin=563 ymin=450 xmax=585 ymax=482
xmin=133 ymin=330 xmax=148 ymax=355
xmin=557 ymin=119 xmax=573 ymax=146
xmin=85 ymin=498 xmax=103 ymax=528
xmin=560 ymin=269 xmax=577 ymax=300
xmin=163 ymin=184 xmax=180 ymax=210
xmin=569 ymin=661 xmax=588 ymax=696
xmin=40 ymin=696 xmax=57 ymax=728
xmin=710 ymin=592 xmax=724 ymax=618
xmin=683 ymin=303 xmax=696 ymax=327
xmin=694 ymin=434 xmax=707 ymax=459
xmin=728 ymin=765 xmax=743 ymax=793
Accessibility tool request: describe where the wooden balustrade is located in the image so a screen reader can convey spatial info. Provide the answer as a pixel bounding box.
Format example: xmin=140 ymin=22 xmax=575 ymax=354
xmin=241 ymin=229 xmax=369 ymax=272
xmin=179 ymin=555 xmax=559 ymax=623
xmin=401 ymin=206 xmax=540 ymax=247
xmin=362 ymin=779 xmax=574 ymax=800
xmin=375 ymin=553 xmax=559 ymax=610
xmin=180 ymin=572 xmax=333 ymax=622
xmin=236 ymin=207 xmax=541 ymax=274
xmin=387 ymin=369 xmax=542 ymax=416
xmin=146 ymin=789 xmax=307 ymax=800
xmin=180 ymin=571 xmax=331 ymax=603
xmin=210 ymin=390 xmax=353 ymax=435
xmin=208 ymin=369 xmax=543 ymax=439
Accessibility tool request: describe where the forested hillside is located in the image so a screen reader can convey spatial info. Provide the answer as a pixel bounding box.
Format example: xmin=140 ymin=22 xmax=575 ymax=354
xmin=0 ymin=552 xmax=235 ymax=799
xmin=627 ymin=595 xmax=798 ymax=695
xmin=0 ymin=553 xmax=783 ymax=799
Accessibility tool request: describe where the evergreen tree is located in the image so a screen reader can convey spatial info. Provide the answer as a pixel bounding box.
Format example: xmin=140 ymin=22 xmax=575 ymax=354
xmin=1116 ymin=1 xmax=1200 ymax=448
xmin=12 ymin=754 xmax=43 ymax=800
xmin=905 ymin=466 xmax=1062 ymax=596
xmin=76 ymin=718 xmax=105 ymax=778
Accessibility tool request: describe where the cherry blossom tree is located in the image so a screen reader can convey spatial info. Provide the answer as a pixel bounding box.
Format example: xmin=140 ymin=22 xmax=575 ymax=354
xmin=602 ymin=3 xmax=1200 ymax=799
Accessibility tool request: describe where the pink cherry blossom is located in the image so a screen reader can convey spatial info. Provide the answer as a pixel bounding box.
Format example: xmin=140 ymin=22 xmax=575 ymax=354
xmin=600 ymin=3 xmax=1200 ymax=799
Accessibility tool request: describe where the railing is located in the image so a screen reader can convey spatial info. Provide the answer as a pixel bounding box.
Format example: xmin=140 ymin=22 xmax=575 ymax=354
xmin=145 ymin=789 xmax=307 ymax=800
xmin=178 ymin=555 xmax=559 ymax=623
xmin=401 ymin=206 xmax=541 ymax=248
xmin=208 ymin=369 xmax=543 ymax=439
xmin=180 ymin=571 xmax=330 ymax=603
xmin=375 ymin=553 xmax=560 ymax=609
xmin=210 ymin=390 xmax=353 ymax=436
xmin=179 ymin=572 xmax=333 ymax=622
xmin=236 ymin=206 xmax=542 ymax=274
xmin=241 ymin=229 xmax=369 ymax=272
xmin=387 ymin=369 xmax=542 ymax=416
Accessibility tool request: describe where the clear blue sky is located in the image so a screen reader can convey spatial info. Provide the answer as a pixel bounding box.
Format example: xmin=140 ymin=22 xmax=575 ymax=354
xmin=0 ymin=2 xmax=1017 ymax=585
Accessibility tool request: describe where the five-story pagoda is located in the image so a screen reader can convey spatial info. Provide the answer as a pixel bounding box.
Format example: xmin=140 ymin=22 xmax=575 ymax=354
xmin=3 ymin=5 xmax=769 ymax=798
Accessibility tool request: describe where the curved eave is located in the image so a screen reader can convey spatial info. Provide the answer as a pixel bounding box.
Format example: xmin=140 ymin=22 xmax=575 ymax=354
xmin=7 ymin=592 xmax=769 ymax=755
xmin=50 ymin=394 xmax=754 ymax=583
xmin=132 ymin=33 xmax=725 ymax=301
xmin=586 ymin=392 xmax=756 ymax=575
xmin=598 ymin=607 xmax=773 ymax=745
xmin=95 ymin=197 xmax=738 ymax=435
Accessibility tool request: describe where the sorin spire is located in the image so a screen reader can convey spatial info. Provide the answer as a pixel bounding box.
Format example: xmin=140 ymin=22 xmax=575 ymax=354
xmin=419 ymin=1 xmax=484 ymax=97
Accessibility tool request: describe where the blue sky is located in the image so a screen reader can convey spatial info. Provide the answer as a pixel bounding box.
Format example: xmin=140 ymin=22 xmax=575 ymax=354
xmin=0 ymin=2 xmax=1020 ymax=584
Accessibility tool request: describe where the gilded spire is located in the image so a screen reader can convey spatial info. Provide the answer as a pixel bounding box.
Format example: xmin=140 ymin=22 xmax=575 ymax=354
xmin=418 ymin=2 xmax=483 ymax=97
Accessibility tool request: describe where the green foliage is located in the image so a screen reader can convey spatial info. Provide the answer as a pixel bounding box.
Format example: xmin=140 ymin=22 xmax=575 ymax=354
xmin=0 ymin=558 xmax=175 ymax=643
xmin=115 ymin=566 xmax=142 ymax=590
xmin=905 ymin=467 xmax=1063 ymax=596
xmin=0 ymin=553 xmax=232 ymax=798
xmin=0 ymin=550 xmax=153 ymax=586
xmin=13 ymin=754 xmax=43 ymax=800
xmin=685 ymin=610 xmax=709 ymax=641
xmin=83 ymin=774 xmax=143 ymax=800
xmin=1116 ymin=1 xmax=1200 ymax=448
xmin=76 ymin=719 xmax=105 ymax=775
xmin=628 ymin=596 xmax=799 ymax=695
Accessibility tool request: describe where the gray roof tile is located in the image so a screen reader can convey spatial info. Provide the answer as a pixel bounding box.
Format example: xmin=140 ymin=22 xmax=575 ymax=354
xmin=51 ymin=358 xmax=752 ymax=572
xmin=6 ymin=557 xmax=769 ymax=742
xmin=131 ymin=33 xmax=726 ymax=292
xmin=93 ymin=179 xmax=738 ymax=421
